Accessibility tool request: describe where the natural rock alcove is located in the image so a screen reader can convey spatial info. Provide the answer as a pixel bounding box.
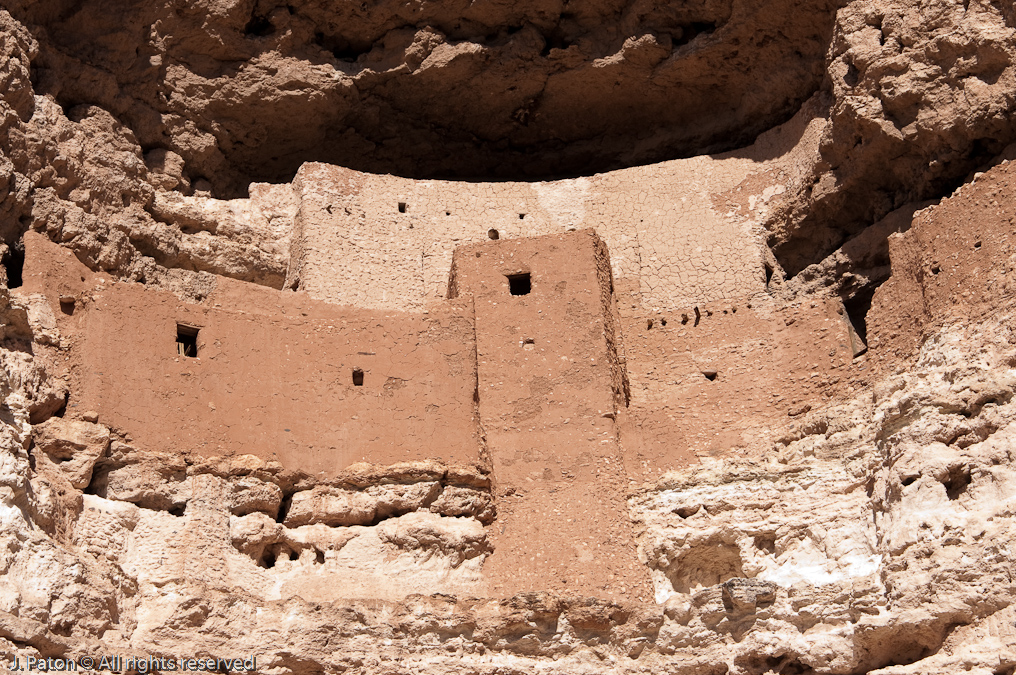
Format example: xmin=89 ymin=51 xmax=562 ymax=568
xmin=9 ymin=0 xmax=840 ymax=193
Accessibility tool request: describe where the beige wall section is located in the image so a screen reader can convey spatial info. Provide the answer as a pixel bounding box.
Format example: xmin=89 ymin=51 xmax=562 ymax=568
xmin=286 ymin=104 xmax=827 ymax=314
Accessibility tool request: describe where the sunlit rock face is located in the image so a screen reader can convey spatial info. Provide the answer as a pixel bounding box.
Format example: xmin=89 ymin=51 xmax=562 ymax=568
xmin=4 ymin=0 xmax=1016 ymax=673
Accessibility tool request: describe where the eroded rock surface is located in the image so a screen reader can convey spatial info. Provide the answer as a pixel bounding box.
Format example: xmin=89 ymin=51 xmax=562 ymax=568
xmin=4 ymin=1 xmax=1016 ymax=674
xmin=5 ymin=0 xmax=841 ymax=188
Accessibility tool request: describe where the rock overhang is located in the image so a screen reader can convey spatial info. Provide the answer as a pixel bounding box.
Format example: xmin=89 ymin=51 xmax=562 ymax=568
xmin=10 ymin=0 xmax=841 ymax=192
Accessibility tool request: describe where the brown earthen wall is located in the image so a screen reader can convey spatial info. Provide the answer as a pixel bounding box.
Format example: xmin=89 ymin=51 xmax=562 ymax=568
xmin=448 ymin=230 xmax=652 ymax=601
xmin=869 ymin=162 xmax=1016 ymax=372
xmin=22 ymin=232 xmax=483 ymax=475
xmin=618 ymin=296 xmax=866 ymax=479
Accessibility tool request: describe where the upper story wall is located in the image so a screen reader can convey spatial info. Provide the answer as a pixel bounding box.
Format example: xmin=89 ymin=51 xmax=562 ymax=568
xmin=283 ymin=113 xmax=825 ymax=314
xmin=449 ymin=229 xmax=626 ymax=454
xmin=21 ymin=232 xmax=483 ymax=475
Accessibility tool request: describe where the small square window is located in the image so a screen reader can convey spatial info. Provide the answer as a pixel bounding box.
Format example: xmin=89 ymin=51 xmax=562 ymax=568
xmin=507 ymin=273 xmax=531 ymax=296
xmin=176 ymin=324 xmax=199 ymax=358
xmin=352 ymin=368 xmax=364 ymax=386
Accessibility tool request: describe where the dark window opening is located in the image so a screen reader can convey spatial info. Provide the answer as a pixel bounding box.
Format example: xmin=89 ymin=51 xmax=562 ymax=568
xmin=523 ymin=338 xmax=535 ymax=346
xmin=3 ymin=241 xmax=24 ymax=289
xmin=661 ymin=318 xmax=668 ymax=326
xmin=59 ymin=297 xmax=75 ymax=315
xmin=974 ymin=241 xmax=982 ymax=249
xmin=352 ymin=368 xmax=364 ymax=386
xmin=398 ymin=202 xmax=407 ymax=213
xmin=702 ymin=369 xmax=718 ymax=381
xmin=519 ymin=213 xmax=526 ymax=219
xmin=176 ymin=324 xmax=199 ymax=358
xmin=507 ymin=273 xmax=531 ymax=296
xmin=646 ymin=319 xmax=654 ymax=330
xmin=488 ymin=229 xmax=500 ymax=240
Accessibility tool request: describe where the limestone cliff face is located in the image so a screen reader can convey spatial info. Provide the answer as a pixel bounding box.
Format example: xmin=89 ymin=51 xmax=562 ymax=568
xmin=4 ymin=1 xmax=1016 ymax=674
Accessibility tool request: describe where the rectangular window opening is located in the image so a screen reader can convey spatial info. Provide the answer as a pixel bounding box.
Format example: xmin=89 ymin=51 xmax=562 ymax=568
xmin=352 ymin=368 xmax=364 ymax=386
xmin=176 ymin=324 xmax=199 ymax=358
xmin=507 ymin=273 xmax=531 ymax=296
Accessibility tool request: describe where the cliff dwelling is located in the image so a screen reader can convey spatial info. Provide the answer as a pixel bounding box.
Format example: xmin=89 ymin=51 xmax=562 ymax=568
xmin=5 ymin=1 xmax=1016 ymax=674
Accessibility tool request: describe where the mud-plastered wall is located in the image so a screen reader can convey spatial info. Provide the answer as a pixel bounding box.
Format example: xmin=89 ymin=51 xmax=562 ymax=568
xmin=618 ymin=295 xmax=869 ymax=480
xmin=869 ymin=161 xmax=1016 ymax=373
xmin=448 ymin=230 xmax=653 ymax=602
xmin=21 ymin=231 xmax=482 ymax=474
xmin=285 ymin=105 xmax=829 ymax=315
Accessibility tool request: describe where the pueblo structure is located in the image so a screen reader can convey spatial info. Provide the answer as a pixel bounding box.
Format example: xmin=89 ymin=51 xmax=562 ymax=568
xmin=5 ymin=1 xmax=1016 ymax=674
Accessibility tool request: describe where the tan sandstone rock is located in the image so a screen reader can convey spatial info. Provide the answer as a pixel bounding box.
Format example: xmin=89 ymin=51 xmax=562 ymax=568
xmin=32 ymin=418 xmax=109 ymax=489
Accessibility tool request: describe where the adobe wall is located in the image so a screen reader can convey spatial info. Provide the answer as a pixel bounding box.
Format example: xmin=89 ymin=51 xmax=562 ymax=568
xmin=448 ymin=230 xmax=652 ymax=601
xmin=284 ymin=104 xmax=829 ymax=316
xmin=286 ymin=154 xmax=793 ymax=313
xmin=868 ymin=161 xmax=1016 ymax=373
xmin=11 ymin=103 xmax=862 ymax=605
xmin=618 ymin=296 xmax=868 ymax=481
xmin=21 ymin=231 xmax=483 ymax=475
